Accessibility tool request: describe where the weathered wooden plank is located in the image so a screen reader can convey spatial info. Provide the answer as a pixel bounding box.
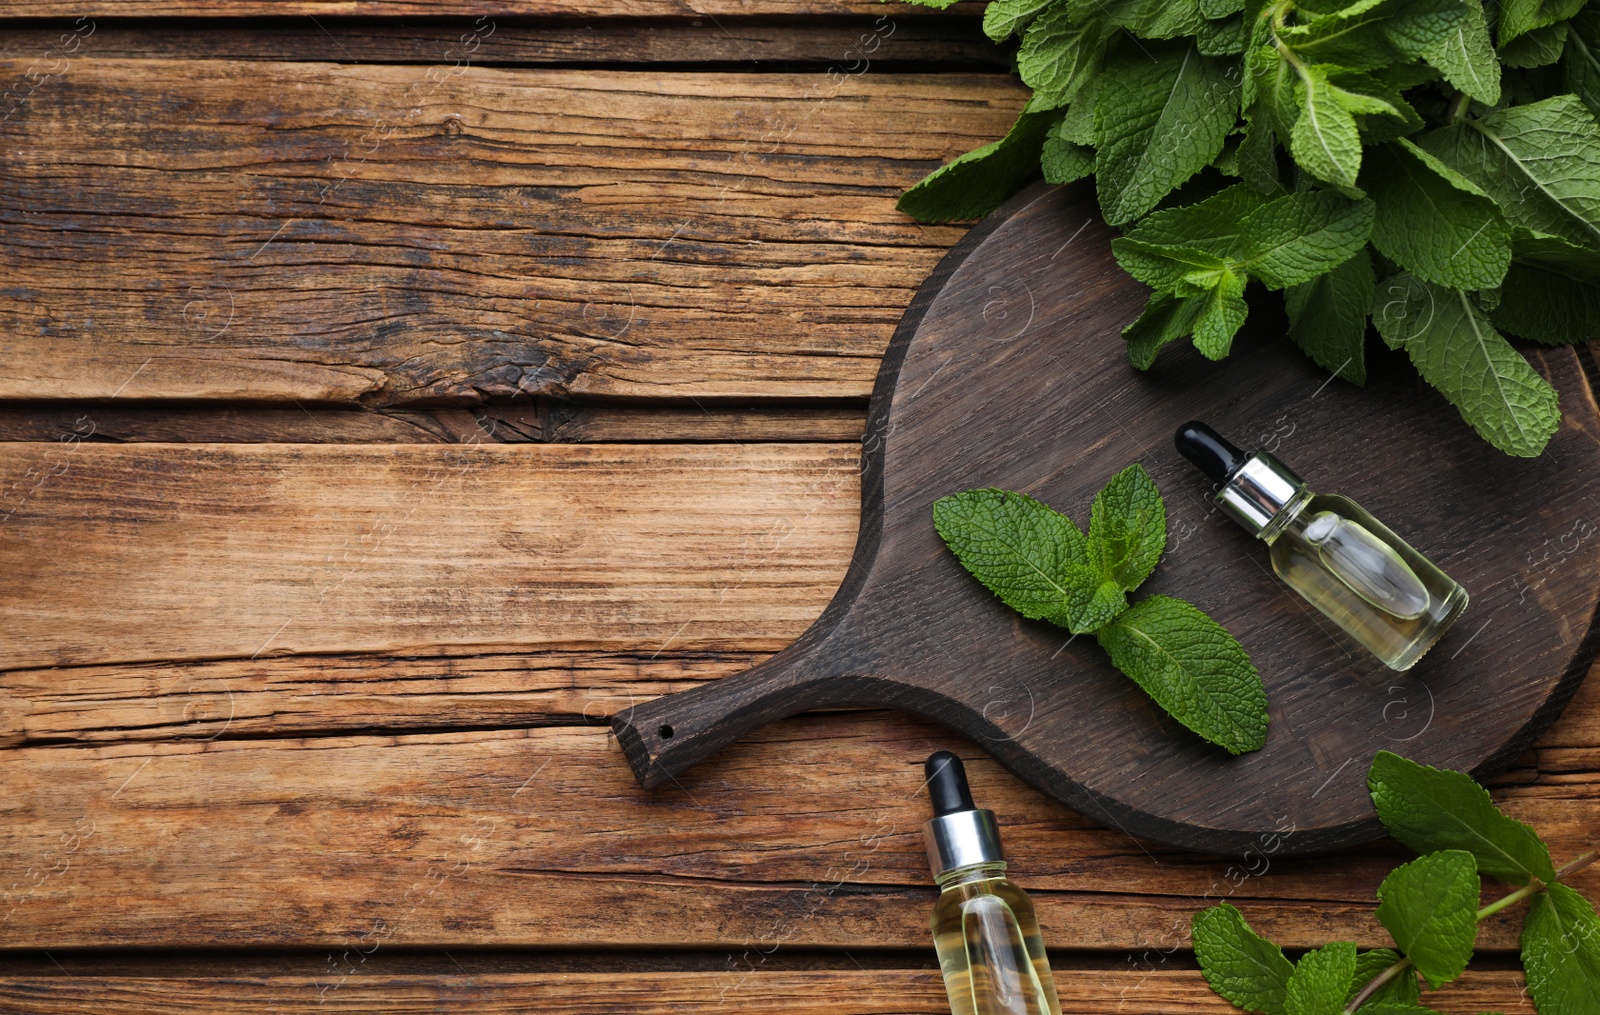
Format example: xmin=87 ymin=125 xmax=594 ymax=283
xmin=0 ymin=60 xmax=1019 ymax=404
xmin=0 ymin=968 xmax=1542 ymax=1014
xmin=0 ymin=649 xmax=746 ymax=744
xmin=536 ymin=402 xmax=866 ymax=442
xmin=0 ymin=403 xmax=866 ymax=443
xmin=6 ymin=638 xmax=1598 ymax=753
xmin=1 ymin=714 xmax=1595 ymax=950
xmin=0 ymin=443 xmax=861 ymax=670
xmin=0 ymin=1 xmax=982 ymax=16
xmin=0 ymin=969 xmax=1196 ymax=1014
xmin=0 ymin=18 xmax=1007 ymax=67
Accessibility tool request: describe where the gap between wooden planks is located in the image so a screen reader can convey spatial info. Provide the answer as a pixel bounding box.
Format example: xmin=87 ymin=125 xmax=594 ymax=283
xmin=0 ymin=441 xmax=1597 ymax=952
xmin=0 ymin=17 xmax=1010 ymax=67
xmin=0 ymin=59 xmax=1020 ymax=404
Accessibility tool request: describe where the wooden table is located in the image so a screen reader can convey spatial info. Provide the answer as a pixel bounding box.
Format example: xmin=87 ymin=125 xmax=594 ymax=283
xmin=0 ymin=5 xmax=1593 ymax=1012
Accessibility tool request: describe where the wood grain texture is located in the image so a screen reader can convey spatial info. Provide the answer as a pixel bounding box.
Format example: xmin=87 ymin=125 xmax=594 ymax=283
xmin=0 ymin=59 xmax=1019 ymax=404
xmin=0 ymin=442 xmax=860 ymax=670
xmin=1 ymin=712 xmax=1597 ymax=950
xmin=0 ymin=18 xmax=1007 ymax=68
xmin=0 ymin=402 xmax=866 ymax=443
xmin=0 ymin=0 xmax=982 ymax=15
xmin=0 ymin=969 xmax=1544 ymax=1013
xmin=0 ymin=438 xmax=1597 ymax=951
xmin=615 ymin=181 xmax=1600 ymax=854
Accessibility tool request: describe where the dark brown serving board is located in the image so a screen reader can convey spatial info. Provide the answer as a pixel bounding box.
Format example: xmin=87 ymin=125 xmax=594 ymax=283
xmin=613 ymin=180 xmax=1600 ymax=855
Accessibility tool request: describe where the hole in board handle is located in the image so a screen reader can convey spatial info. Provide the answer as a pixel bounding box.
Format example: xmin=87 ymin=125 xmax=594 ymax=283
xmin=658 ymin=724 xmax=674 ymax=740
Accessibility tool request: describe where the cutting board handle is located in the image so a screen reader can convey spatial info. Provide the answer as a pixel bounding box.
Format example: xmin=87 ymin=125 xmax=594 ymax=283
xmin=611 ymin=624 xmax=855 ymax=788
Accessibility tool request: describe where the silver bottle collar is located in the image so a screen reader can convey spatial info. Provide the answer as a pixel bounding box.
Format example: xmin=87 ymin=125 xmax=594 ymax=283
xmin=924 ymin=809 xmax=1003 ymax=875
xmin=1216 ymin=452 xmax=1305 ymax=536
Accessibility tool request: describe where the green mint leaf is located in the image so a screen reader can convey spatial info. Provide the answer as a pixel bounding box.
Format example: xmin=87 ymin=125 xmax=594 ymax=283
xmin=1520 ymin=881 xmax=1600 ymax=1015
xmin=1241 ymin=11 xmax=1275 ymax=111
xmin=1094 ymin=41 xmax=1241 ymax=224
xmin=1057 ymin=76 xmax=1100 ymax=146
xmin=1042 ymin=130 xmax=1095 ymax=184
xmin=1088 ymin=463 xmax=1167 ymax=591
xmin=1018 ymin=8 xmax=1113 ymax=111
xmin=897 ymin=109 xmax=1058 ymax=223
xmin=1370 ymin=272 xmax=1560 ymax=456
xmin=1094 ymin=594 xmax=1267 ymax=754
xmin=1374 ymin=61 xmax=1445 ymax=90
xmin=1419 ymin=96 xmax=1600 ymax=252
xmin=1565 ymin=9 xmax=1600 ymax=117
xmin=1192 ymin=903 xmax=1294 ymax=1015
xmin=1127 ymin=183 xmax=1272 ymax=255
xmin=1199 ymin=14 xmax=1249 ymax=55
xmin=1213 ymin=134 xmax=1244 ymax=176
xmin=1247 ymin=43 xmax=1298 ymax=139
xmin=1239 ymin=114 xmax=1284 ymax=193
xmin=1366 ymin=138 xmax=1511 ymax=290
xmin=1347 ymin=948 xmax=1422 ymax=1008
xmin=1071 ymin=0 xmax=1206 ymax=38
xmin=1200 ymin=0 xmax=1244 ymax=17
xmin=1423 ymin=0 xmax=1502 ymax=104
xmin=1492 ymin=230 xmax=1600 ymax=344
xmin=1372 ymin=270 xmax=1432 ymax=351
xmin=1325 ymin=69 xmax=1424 ymax=143
xmin=1499 ymin=0 xmax=1586 ymax=45
xmin=1371 ymin=0 xmax=1472 ymax=57
xmin=1367 ymin=750 xmax=1556 ymax=885
xmin=1501 ymin=21 xmax=1570 ymax=68
xmin=1350 ymin=1004 xmax=1447 ymax=1014
xmin=1290 ymin=66 xmax=1365 ymax=190
xmin=932 ymin=488 xmax=1091 ymax=628
xmin=1285 ymin=941 xmax=1358 ymax=1015
xmin=1110 ymin=237 xmax=1232 ymax=291
xmin=1192 ymin=267 xmax=1249 ymax=359
xmin=983 ymin=0 xmax=1053 ymax=42
xmin=1326 ymin=74 xmax=1404 ymax=118
xmin=1123 ymin=289 xmax=1205 ymax=368
xmin=1278 ymin=0 xmax=1468 ymax=71
xmin=1374 ymin=850 xmax=1480 ymax=988
xmin=1064 ymin=564 xmax=1132 ymax=634
xmin=1239 ymin=190 xmax=1376 ymax=289
xmin=1285 ymin=246 xmax=1374 ymax=385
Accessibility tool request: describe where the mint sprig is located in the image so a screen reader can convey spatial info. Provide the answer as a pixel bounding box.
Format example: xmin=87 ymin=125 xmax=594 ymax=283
xmin=1192 ymin=750 xmax=1600 ymax=1014
xmin=895 ymin=0 xmax=1600 ymax=458
xmin=932 ymin=464 xmax=1268 ymax=754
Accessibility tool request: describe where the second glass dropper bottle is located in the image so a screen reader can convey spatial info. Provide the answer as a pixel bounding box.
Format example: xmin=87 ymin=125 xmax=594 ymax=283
xmin=1174 ymin=421 xmax=1468 ymax=670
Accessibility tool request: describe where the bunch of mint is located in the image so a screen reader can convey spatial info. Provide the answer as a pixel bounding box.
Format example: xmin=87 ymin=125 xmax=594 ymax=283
xmin=897 ymin=0 xmax=1600 ymax=458
xmin=932 ymin=464 xmax=1269 ymax=754
xmin=1193 ymin=751 xmax=1600 ymax=1014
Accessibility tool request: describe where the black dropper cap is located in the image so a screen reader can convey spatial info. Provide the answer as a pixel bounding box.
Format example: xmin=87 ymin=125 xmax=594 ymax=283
xmin=925 ymin=751 xmax=975 ymax=816
xmin=1174 ymin=421 xmax=1246 ymax=484
xmin=922 ymin=752 xmax=1002 ymax=875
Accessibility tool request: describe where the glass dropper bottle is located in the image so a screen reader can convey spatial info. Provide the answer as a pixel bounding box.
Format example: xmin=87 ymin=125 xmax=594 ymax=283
xmin=924 ymin=751 xmax=1062 ymax=1015
xmin=1174 ymin=421 xmax=1468 ymax=671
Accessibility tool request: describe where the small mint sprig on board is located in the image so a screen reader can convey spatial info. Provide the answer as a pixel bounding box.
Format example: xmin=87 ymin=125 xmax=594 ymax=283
xmin=1191 ymin=750 xmax=1600 ymax=1015
xmin=931 ymin=463 xmax=1268 ymax=755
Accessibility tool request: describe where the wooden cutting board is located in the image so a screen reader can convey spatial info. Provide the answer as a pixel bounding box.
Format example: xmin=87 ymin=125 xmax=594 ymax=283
xmin=613 ymin=180 xmax=1600 ymax=855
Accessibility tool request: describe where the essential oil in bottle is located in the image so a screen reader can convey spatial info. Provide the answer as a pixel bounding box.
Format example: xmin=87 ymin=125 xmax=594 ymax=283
xmin=1174 ymin=421 xmax=1468 ymax=671
xmin=923 ymin=751 xmax=1061 ymax=1015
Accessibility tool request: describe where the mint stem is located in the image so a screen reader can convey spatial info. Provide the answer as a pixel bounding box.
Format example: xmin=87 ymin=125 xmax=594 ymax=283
xmin=1446 ymin=90 xmax=1472 ymax=125
xmin=1340 ymin=849 xmax=1598 ymax=1014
